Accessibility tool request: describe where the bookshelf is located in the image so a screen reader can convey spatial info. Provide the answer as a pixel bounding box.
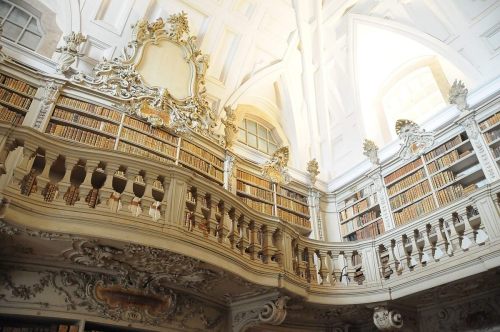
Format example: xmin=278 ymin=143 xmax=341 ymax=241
xmin=179 ymin=140 xmax=224 ymax=184
xmin=337 ymin=183 xmax=383 ymax=242
xmin=236 ymin=169 xmax=274 ymax=216
xmin=0 ymin=73 xmax=37 ymax=125
xmin=276 ymin=185 xmax=311 ymax=231
xmin=0 ymin=315 xmax=79 ymax=332
xmin=386 ymin=131 xmax=485 ymax=227
xmin=479 ymin=112 xmax=500 ymax=164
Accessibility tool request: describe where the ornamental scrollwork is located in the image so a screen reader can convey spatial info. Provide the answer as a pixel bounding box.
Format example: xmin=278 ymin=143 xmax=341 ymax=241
xmin=71 ymin=13 xmax=221 ymax=143
xmin=262 ymin=146 xmax=290 ymax=184
xmin=363 ymin=139 xmax=380 ymax=165
xmin=373 ymin=306 xmax=403 ymax=331
xmin=307 ymin=158 xmax=320 ymax=186
xmin=449 ymin=79 xmax=469 ymax=112
xmin=395 ymin=119 xmax=434 ymax=160
xmin=55 ymin=32 xmax=87 ymax=73
xmin=232 ymin=295 xmax=290 ymax=331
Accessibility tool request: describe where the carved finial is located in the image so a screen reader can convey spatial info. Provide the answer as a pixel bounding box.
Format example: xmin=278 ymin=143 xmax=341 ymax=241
xmin=363 ymin=139 xmax=379 ymax=165
xmin=448 ymin=79 xmax=469 ymax=112
xmin=307 ymin=159 xmax=320 ymax=186
xmin=221 ymin=106 xmax=238 ymax=150
xmin=395 ymin=119 xmax=434 ymax=160
xmin=167 ymin=11 xmax=190 ymax=41
xmin=373 ymin=306 xmax=403 ymax=331
xmin=55 ymin=32 xmax=87 ymax=73
xmin=262 ymin=147 xmax=290 ymax=184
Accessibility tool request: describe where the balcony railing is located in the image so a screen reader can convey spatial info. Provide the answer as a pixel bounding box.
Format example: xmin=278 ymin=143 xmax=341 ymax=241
xmin=0 ymin=123 xmax=499 ymax=305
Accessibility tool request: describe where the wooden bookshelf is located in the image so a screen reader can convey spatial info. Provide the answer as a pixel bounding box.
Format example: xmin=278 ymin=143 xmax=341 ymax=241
xmin=479 ymin=112 xmax=500 ymax=163
xmin=338 ymin=183 xmax=383 ymax=241
xmin=179 ymin=140 xmax=224 ymax=184
xmin=0 ymin=73 xmax=37 ymax=125
xmin=386 ymin=131 xmax=485 ymax=227
xmin=236 ymin=169 xmax=274 ymax=216
xmin=276 ymin=185 xmax=311 ymax=231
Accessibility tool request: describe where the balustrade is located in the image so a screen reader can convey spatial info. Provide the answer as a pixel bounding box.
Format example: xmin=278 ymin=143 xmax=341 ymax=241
xmin=0 ymin=123 xmax=499 ymax=304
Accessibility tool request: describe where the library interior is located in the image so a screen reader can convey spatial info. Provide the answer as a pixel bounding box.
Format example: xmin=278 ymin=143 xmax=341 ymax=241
xmin=0 ymin=0 xmax=499 ymax=331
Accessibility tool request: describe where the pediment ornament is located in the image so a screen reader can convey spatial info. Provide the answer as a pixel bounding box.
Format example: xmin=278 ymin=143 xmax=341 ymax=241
xmin=72 ymin=13 xmax=221 ymax=143
xmin=395 ymin=119 xmax=434 ymax=160
xmin=262 ymin=146 xmax=290 ymax=184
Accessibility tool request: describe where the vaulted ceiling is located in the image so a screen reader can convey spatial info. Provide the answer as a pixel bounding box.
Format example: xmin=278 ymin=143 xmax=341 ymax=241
xmin=25 ymin=0 xmax=500 ymax=181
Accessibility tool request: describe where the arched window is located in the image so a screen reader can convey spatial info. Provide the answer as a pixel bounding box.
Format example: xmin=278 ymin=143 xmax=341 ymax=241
xmin=0 ymin=0 xmax=43 ymax=51
xmin=238 ymin=118 xmax=278 ymax=155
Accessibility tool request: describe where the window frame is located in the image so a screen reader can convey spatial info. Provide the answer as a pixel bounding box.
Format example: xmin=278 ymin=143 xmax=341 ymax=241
xmin=0 ymin=0 xmax=44 ymax=51
xmin=238 ymin=117 xmax=279 ymax=156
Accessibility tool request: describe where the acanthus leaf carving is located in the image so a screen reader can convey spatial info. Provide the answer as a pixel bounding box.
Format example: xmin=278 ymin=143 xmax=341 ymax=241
xmin=262 ymin=146 xmax=290 ymax=184
xmin=449 ymin=79 xmax=469 ymax=112
xmin=395 ymin=119 xmax=434 ymax=160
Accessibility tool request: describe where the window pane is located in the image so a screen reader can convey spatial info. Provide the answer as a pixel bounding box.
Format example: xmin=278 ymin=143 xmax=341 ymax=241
xmin=8 ymin=7 xmax=29 ymax=26
xmin=268 ymin=133 xmax=277 ymax=144
xmin=258 ymin=138 xmax=267 ymax=152
xmin=0 ymin=2 xmax=11 ymax=19
xmin=26 ymin=17 xmax=40 ymax=34
xmin=257 ymin=124 xmax=267 ymax=139
xmin=247 ymin=133 xmax=257 ymax=148
xmin=237 ymin=129 xmax=246 ymax=142
xmin=19 ymin=30 xmax=40 ymax=50
xmin=268 ymin=143 xmax=277 ymax=154
xmin=247 ymin=120 xmax=257 ymax=134
xmin=3 ymin=21 xmax=22 ymax=41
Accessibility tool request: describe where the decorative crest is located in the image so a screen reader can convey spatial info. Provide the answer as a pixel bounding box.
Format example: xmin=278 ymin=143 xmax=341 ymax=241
xmin=72 ymin=13 xmax=220 ymax=143
xmin=306 ymin=159 xmax=320 ymax=186
xmin=395 ymin=119 xmax=434 ymax=160
xmin=55 ymin=32 xmax=87 ymax=73
xmin=221 ymin=106 xmax=238 ymax=149
xmin=262 ymin=147 xmax=290 ymax=184
xmin=363 ymin=139 xmax=379 ymax=165
xmin=448 ymin=79 xmax=469 ymax=112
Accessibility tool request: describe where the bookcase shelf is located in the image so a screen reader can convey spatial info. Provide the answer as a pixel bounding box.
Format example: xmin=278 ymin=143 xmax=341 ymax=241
xmin=276 ymin=184 xmax=310 ymax=231
xmin=0 ymin=73 xmax=36 ymax=126
xmin=337 ymin=183 xmax=383 ymax=241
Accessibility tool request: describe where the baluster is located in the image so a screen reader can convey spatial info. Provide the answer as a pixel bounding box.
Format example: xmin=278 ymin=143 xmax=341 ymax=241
xmin=226 ymin=207 xmax=237 ymax=248
xmin=402 ymin=235 xmax=417 ymax=270
xmin=247 ymin=220 xmax=260 ymax=260
xmin=261 ymin=225 xmax=277 ymax=264
xmin=272 ymin=228 xmax=283 ymax=266
xmin=62 ymin=159 xmax=86 ymax=206
xmin=307 ymin=247 xmax=317 ymax=284
xmin=129 ymin=171 xmax=146 ymax=217
xmin=452 ymin=212 xmax=473 ymax=251
xmin=107 ymin=166 xmax=127 ymax=213
xmin=466 ymin=205 xmax=488 ymax=245
xmin=236 ymin=214 xmax=249 ymax=255
xmin=41 ymin=155 xmax=66 ymax=202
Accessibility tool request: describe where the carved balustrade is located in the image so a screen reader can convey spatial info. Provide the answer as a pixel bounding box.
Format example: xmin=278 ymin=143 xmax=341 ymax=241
xmin=0 ymin=123 xmax=499 ymax=305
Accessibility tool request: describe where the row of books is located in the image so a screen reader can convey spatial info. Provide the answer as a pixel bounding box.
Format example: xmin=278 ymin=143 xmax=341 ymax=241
xmin=341 ymin=210 xmax=380 ymax=235
xmin=56 ymin=96 xmax=121 ymax=122
xmin=237 ymin=180 xmax=274 ymax=202
xmin=479 ymin=112 xmax=500 ymax=131
xmin=387 ymin=168 xmax=425 ymax=197
xmin=339 ymin=184 xmax=376 ymax=209
xmin=394 ymin=194 xmax=436 ymax=226
xmin=121 ymin=127 xmax=177 ymax=158
xmin=484 ymin=129 xmax=500 ymax=144
xmin=179 ymin=151 xmax=224 ymax=181
xmin=384 ymin=158 xmax=423 ymax=184
xmin=239 ymin=196 xmax=273 ymax=215
xmin=46 ymin=122 xmax=115 ymax=149
xmin=181 ymin=140 xmax=224 ymax=169
xmin=354 ymin=219 xmax=385 ymax=241
xmin=116 ymin=141 xmax=171 ymax=163
xmin=0 ymin=88 xmax=33 ymax=109
xmin=0 ymin=73 xmax=37 ymax=95
xmin=53 ymin=108 xmax=119 ymax=135
xmin=390 ymin=180 xmax=431 ymax=210
xmin=437 ymin=184 xmax=463 ymax=205
xmin=492 ymin=145 xmax=500 ymax=159
xmin=0 ymin=325 xmax=78 ymax=332
xmin=278 ymin=208 xmax=311 ymax=229
xmin=424 ymin=134 xmax=464 ymax=162
xmin=432 ymin=170 xmax=455 ymax=189
xmin=0 ymin=105 xmax=24 ymax=125
xmin=277 ymin=186 xmax=308 ymax=204
xmin=277 ymin=195 xmax=309 ymax=215
xmin=426 ymin=149 xmax=461 ymax=174
xmin=123 ymin=116 xmax=178 ymax=144
xmin=236 ymin=169 xmax=273 ymax=190
xmin=340 ymin=195 xmax=378 ymax=221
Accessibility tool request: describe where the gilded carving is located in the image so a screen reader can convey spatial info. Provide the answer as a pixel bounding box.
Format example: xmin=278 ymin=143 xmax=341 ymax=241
xmin=72 ymin=13 xmax=220 ymax=143
xmin=363 ymin=139 xmax=379 ymax=165
xmin=306 ymin=158 xmax=320 ymax=186
xmin=262 ymin=146 xmax=290 ymax=184
xmin=55 ymin=32 xmax=87 ymax=73
xmin=395 ymin=119 xmax=434 ymax=159
xmin=449 ymin=79 xmax=469 ymax=112
xmin=221 ymin=106 xmax=238 ymax=149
